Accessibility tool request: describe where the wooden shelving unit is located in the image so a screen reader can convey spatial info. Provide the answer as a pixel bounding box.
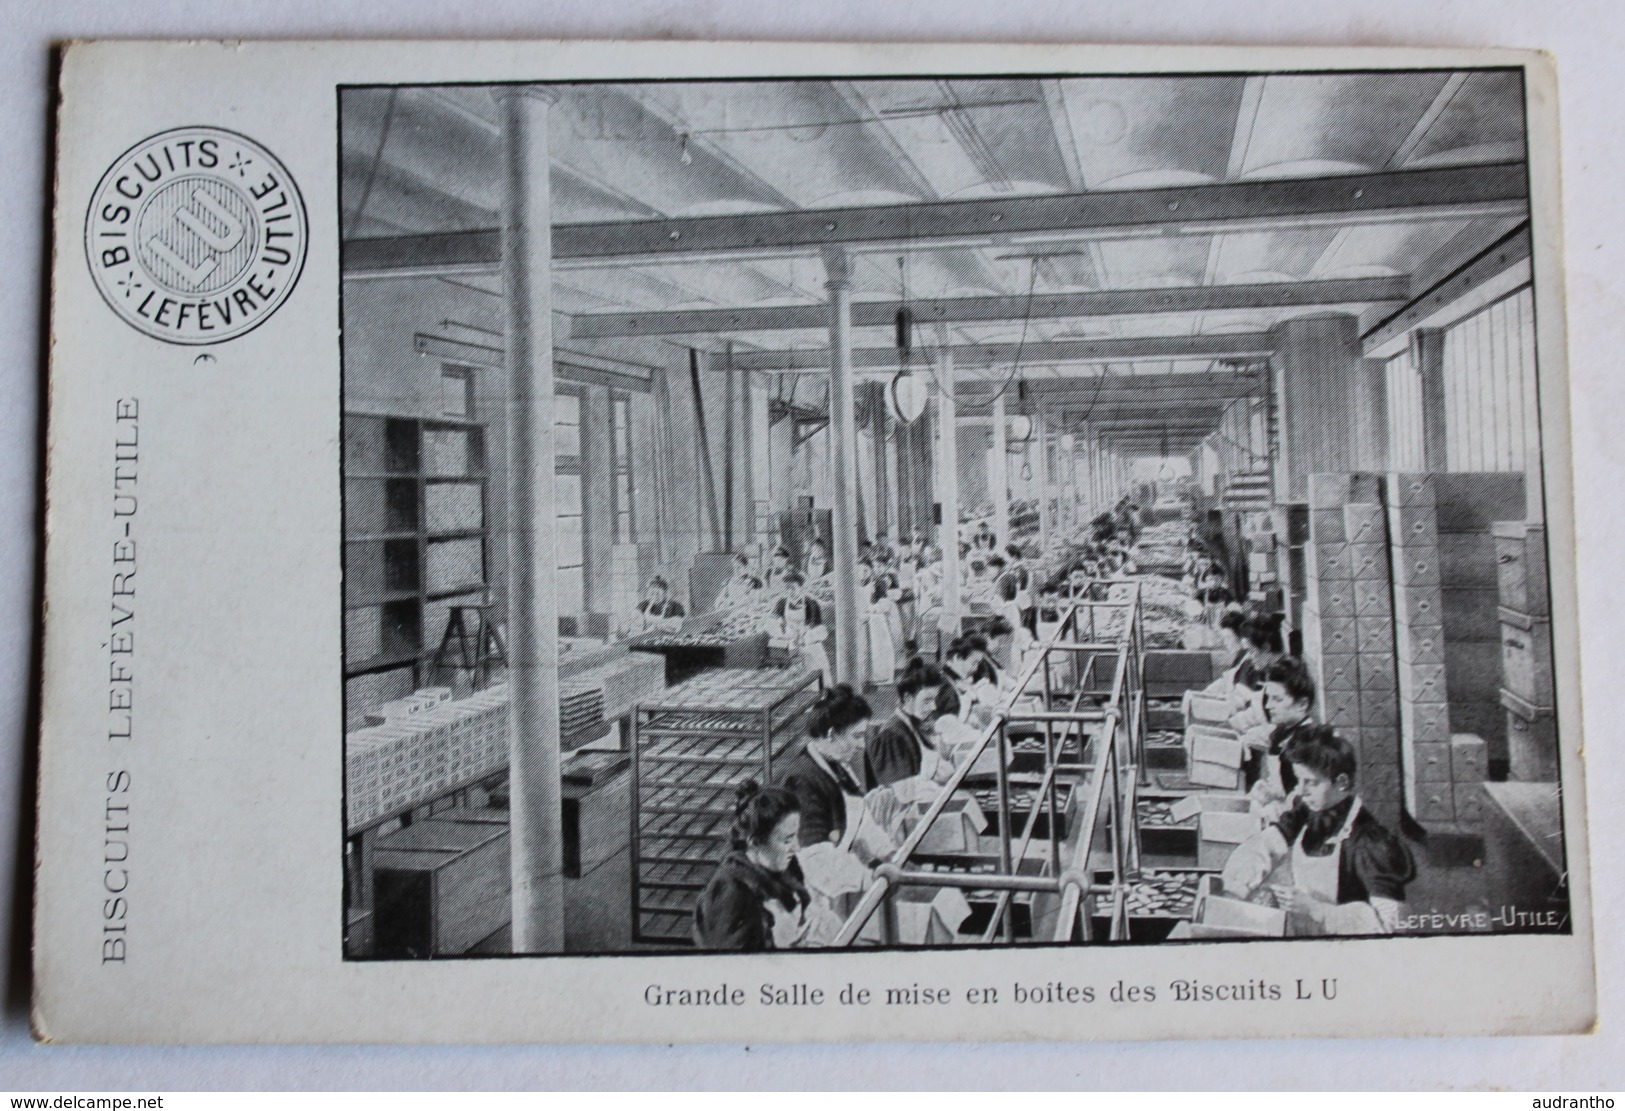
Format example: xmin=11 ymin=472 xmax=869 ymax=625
xmin=343 ymin=413 xmax=490 ymax=696
xmin=629 ymin=668 xmax=820 ymax=945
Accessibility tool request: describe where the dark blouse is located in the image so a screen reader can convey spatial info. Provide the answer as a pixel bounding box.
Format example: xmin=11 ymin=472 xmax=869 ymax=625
xmin=775 ymin=751 xmax=863 ymax=848
xmin=865 ymin=711 xmax=935 ymax=787
xmin=772 ymin=596 xmax=823 ymax=626
xmin=1272 ymin=796 xmax=1416 ymax=904
xmin=692 ymin=853 xmax=810 ymax=951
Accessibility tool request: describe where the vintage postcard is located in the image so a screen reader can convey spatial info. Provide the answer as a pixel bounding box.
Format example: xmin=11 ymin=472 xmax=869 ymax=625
xmin=34 ymin=39 xmax=1593 ymax=1043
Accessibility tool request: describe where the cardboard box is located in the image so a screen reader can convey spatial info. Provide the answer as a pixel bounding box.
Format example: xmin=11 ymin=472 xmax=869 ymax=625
xmin=1193 ymin=877 xmax=1287 ymax=936
xmin=1186 ymin=726 xmax=1244 ymax=769
xmin=1493 ymin=522 xmax=1549 ymax=617
xmin=1398 ymin=698 xmax=1452 ymax=744
xmin=1316 ymin=616 xmax=1357 ymax=655
xmin=1388 ymin=504 xmax=1440 ymax=547
xmin=1398 ymin=661 xmax=1448 ymax=704
xmin=1308 ymin=473 xmax=1354 ymax=510
xmin=1397 ymin=620 xmax=1449 ymax=662
xmin=1309 ymin=508 xmax=1346 ymax=543
xmin=1359 ymin=659 xmax=1397 ymax=693
xmin=1392 ymin=550 xmax=1442 ymax=589
xmin=1393 ymin=586 xmax=1445 ymax=627
xmin=1312 ymin=542 xmax=1352 ymax=581
xmin=1318 ymin=653 xmax=1360 ymax=693
xmin=1451 ymin=733 xmax=1489 ymax=781
xmin=1188 ymin=761 xmax=1243 ymax=790
xmin=1352 ymin=579 xmax=1392 ymax=618
xmin=893 ymin=885 xmax=973 ymax=945
xmin=1359 ymin=700 xmax=1398 ymax=729
xmin=1500 ymin=613 xmax=1554 ymax=708
xmin=1390 ymin=472 xmax=1437 ymax=508
xmin=1344 ymin=503 xmax=1387 ymax=544
xmin=1183 ymin=691 xmax=1230 ymax=725
xmin=1411 ymin=742 xmax=1454 ymax=783
xmin=1322 ymin=691 xmax=1360 ymax=727
xmin=1347 ymin=542 xmax=1389 ymax=581
xmin=1200 ymin=808 xmax=1264 ymax=844
xmin=1315 ymin=579 xmax=1355 ymax=618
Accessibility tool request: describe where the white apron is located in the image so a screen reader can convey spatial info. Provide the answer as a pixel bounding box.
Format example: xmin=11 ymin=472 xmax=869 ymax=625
xmin=1284 ymin=798 xmax=1363 ymax=936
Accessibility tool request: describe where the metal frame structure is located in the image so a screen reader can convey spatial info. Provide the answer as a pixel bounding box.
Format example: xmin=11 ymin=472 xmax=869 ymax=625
xmin=832 ymin=587 xmax=1148 ymax=947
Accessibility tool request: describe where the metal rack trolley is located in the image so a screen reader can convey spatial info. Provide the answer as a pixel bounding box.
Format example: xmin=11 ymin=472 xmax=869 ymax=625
xmin=629 ymin=667 xmax=822 ymax=944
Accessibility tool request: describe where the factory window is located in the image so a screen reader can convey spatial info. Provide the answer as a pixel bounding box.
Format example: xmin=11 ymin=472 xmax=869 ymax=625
xmin=610 ymin=391 xmax=636 ymax=544
xmin=1443 ymin=285 xmax=1543 ymax=519
xmin=1386 ymin=350 xmax=1427 ymax=472
xmin=441 ymin=364 xmax=474 ymax=418
xmin=555 ymin=388 xmax=585 ymax=614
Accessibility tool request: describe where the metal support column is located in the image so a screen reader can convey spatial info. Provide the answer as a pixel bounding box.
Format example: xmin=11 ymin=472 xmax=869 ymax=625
xmin=496 ymin=86 xmax=564 ymax=954
xmin=826 ymin=247 xmax=863 ymax=685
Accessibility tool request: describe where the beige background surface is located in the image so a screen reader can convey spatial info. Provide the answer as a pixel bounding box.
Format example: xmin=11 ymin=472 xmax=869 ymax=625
xmin=4 ymin=0 xmax=1623 ymax=1090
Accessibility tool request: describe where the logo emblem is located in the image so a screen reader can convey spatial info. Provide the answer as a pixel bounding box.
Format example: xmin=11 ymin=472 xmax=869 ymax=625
xmin=85 ymin=126 xmax=308 ymax=345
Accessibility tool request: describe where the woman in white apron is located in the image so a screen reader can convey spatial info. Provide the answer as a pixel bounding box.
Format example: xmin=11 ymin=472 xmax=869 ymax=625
xmin=859 ymin=566 xmax=899 ymax=687
xmin=775 ymin=685 xmax=904 ymax=945
xmin=1220 ymin=726 xmax=1415 ymax=936
xmin=766 ymin=573 xmax=832 ymax=686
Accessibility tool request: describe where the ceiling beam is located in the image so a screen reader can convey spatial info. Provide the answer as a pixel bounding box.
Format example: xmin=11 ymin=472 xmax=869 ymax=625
xmin=737 ymin=332 xmax=1272 ymax=372
xmin=566 ymin=276 xmax=1406 ymax=338
xmin=1388 ymin=74 xmax=1469 ymax=169
xmin=341 ymin=162 xmax=1528 ymax=273
xmin=1361 ymin=222 xmax=1532 ymax=352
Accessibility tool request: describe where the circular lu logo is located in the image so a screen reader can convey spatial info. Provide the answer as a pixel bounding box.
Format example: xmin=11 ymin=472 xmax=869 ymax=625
xmin=85 ymin=126 xmax=308 ymax=345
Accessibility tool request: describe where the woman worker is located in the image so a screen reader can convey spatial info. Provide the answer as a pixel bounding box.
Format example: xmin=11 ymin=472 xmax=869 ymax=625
xmin=1239 ymin=656 xmax=1319 ymax=820
xmin=766 ymin=572 xmax=832 ymax=687
xmin=866 ymin=661 xmax=955 ymax=803
xmin=714 ymin=553 xmax=764 ymax=611
xmin=1226 ymin=612 xmax=1285 ymax=732
xmin=692 ymin=781 xmax=812 ymax=951
xmin=775 ymin=686 xmax=905 ymax=942
xmin=623 ymin=575 xmax=686 ymax=637
xmin=1219 ymin=726 xmax=1415 ymax=936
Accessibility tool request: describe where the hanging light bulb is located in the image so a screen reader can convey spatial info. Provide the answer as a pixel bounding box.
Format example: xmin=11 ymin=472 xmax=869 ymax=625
xmin=679 ymin=133 xmax=693 ymax=165
xmin=1020 ymin=456 xmax=1034 ymax=482
xmin=890 ymin=371 xmax=928 ymax=423
xmin=1007 ymin=413 xmax=1033 ymax=444
xmin=1060 ymin=433 xmax=1075 ymax=453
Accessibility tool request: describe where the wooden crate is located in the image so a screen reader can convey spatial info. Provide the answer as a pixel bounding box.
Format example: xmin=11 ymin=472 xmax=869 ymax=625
xmin=373 ymin=817 xmax=510 ymax=958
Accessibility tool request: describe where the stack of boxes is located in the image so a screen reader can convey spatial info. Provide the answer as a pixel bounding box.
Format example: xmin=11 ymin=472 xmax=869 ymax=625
xmin=1302 ymin=474 xmax=1402 ymax=829
xmin=1386 ymin=473 xmax=1459 ymax=827
xmin=1494 ymin=522 xmax=1557 ymax=781
xmin=345 ymin=684 xmax=511 ymax=831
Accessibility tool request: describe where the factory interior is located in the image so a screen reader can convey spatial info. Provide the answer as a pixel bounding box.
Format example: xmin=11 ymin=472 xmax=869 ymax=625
xmin=338 ymin=71 xmax=1569 ymax=957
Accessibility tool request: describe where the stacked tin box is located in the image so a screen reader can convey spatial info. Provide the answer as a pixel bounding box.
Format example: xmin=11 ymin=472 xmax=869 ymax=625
xmin=1302 ymin=474 xmax=1403 ymax=829
xmin=630 ymin=668 xmax=821 ymax=944
xmin=345 ymin=684 xmax=510 ymax=832
xmin=1494 ymin=522 xmax=1557 ymax=781
xmin=1387 ymin=474 xmax=1458 ymax=827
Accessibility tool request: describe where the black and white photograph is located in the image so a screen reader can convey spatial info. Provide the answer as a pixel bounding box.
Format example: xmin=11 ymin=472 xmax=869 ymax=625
xmin=336 ymin=69 xmax=1571 ymax=959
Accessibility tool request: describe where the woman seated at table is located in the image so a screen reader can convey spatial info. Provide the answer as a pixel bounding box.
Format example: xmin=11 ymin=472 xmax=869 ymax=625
xmin=622 ymin=575 xmax=685 ymax=638
xmin=775 ymin=685 xmax=907 ymax=944
xmin=1227 ymin=612 xmax=1285 ymax=732
xmin=765 ymin=572 xmax=832 ymax=687
xmin=1219 ymin=726 xmax=1415 ymax=936
xmin=714 ymin=553 xmax=764 ymax=611
xmin=866 ymin=660 xmax=955 ymax=803
xmin=692 ymin=781 xmax=812 ymax=951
